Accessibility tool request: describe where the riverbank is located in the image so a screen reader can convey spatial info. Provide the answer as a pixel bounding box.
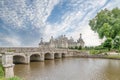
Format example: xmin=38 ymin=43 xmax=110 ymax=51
xmin=74 ymin=51 xmax=120 ymax=60
xmin=74 ymin=55 xmax=120 ymax=60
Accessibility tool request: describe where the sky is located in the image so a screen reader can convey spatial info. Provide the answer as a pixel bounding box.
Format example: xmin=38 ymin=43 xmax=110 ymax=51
xmin=0 ymin=0 xmax=120 ymax=47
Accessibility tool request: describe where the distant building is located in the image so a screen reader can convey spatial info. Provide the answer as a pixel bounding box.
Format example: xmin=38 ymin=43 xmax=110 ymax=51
xmin=39 ymin=33 xmax=85 ymax=48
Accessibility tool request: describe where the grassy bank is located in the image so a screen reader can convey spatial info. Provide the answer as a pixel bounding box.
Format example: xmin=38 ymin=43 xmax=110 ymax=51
xmin=106 ymin=55 xmax=120 ymax=59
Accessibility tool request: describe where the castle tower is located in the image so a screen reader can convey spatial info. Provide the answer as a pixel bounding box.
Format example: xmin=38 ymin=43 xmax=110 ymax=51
xmin=39 ymin=38 xmax=44 ymax=47
xmin=80 ymin=33 xmax=82 ymax=39
xmin=63 ymin=35 xmax=68 ymax=48
xmin=77 ymin=33 xmax=85 ymax=47
xmin=49 ymin=36 xmax=55 ymax=48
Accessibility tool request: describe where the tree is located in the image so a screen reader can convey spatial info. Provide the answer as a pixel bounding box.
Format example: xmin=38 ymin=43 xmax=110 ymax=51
xmin=98 ymin=23 xmax=113 ymax=38
xmin=78 ymin=46 xmax=82 ymax=50
xmin=75 ymin=46 xmax=78 ymax=49
xmin=113 ymin=36 xmax=120 ymax=49
xmin=89 ymin=8 xmax=120 ymax=39
xmin=103 ymin=38 xmax=112 ymax=51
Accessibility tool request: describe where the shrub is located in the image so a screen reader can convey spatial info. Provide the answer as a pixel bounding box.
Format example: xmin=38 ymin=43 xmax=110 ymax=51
xmin=0 ymin=65 xmax=4 ymax=78
xmin=0 ymin=77 xmax=5 ymax=80
xmin=8 ymin=76 xmax=22 ymax=80
xmin=90 ymin=50 xmax=100 ymax=55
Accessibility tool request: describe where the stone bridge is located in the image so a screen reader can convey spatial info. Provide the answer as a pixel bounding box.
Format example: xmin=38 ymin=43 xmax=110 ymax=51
xmin=0 ymin=47 xmax=87 ymax=78
xmin=0 ymin=47 xmax=79 ymax=64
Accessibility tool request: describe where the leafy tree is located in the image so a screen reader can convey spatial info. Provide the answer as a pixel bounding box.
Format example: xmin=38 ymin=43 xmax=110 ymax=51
xmin=103 ymin=38 xmax=112 ymax=51
xmin=89 ymin=8 xmax=120 ymax=39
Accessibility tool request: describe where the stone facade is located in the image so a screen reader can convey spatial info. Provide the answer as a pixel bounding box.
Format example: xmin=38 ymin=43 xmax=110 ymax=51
xmin=39 ymin=33 xmax=85 ymax=48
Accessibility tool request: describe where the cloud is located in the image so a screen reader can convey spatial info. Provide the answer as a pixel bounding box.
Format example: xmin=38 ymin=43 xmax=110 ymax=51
xmin=104 ymin=0 xmax=120 ymax=9
xmin=0 ymin=0 xmax=60 ymax=46
xmin=0 ymin=36 xmax=21 ymax=47
xmin=0 ymin=0 xmax=120 ymax=47
xmin=42 ymin=0 xmax=109 ymax=46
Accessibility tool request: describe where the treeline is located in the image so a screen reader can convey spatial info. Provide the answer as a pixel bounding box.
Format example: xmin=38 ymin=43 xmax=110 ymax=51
xmin=69 ymin=46 xmax=82 ymax=50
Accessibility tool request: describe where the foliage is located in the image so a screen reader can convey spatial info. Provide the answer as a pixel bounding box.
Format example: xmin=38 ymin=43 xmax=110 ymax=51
xmin=69 ymin=46 xmax=82 ymax=50
xmin=113 ymin=36 xmax=120 ymax=49
xmin=84 ymin=46 xmax=94 ymax=50
xmin=0 ymin=65 xmax=4 ymax=78
xmin=78 ymin=46 xmax=82 ymax=50
xmin=0 ymin=65 xmax=22 ymax=80
xmin=103 ymin=38 xmax=112 ymax=51
xmin=7 ymin=49 xmax=16 ymax=52
xmin=0 ymin=77 xmax=5 ymax=80
xmin=106 ymin=55 xmax=120 ymax=59
xmin=75 ymin=46 xmax=78 ymax=49
xmin=90 ymin=50 xmax=100 ymax=55
xmin=7 ymin=76 xmax=22 ymax=80
xmin=89 ymin=8 xmax=120 ymax=39
xmin=89 ymin=7 xmax=120 ymax=50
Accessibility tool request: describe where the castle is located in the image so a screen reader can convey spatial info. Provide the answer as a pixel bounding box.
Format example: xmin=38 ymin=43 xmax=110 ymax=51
xmin=39 ymin=33 xmax=85 ymax=49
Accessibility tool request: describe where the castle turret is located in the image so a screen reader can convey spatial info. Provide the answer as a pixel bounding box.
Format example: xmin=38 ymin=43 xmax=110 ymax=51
xmin=77 ymin=33 xmax=85 ymax=47
xmin=49 ymin=36 xmax=55 ymax=48
xmin=39 ymin=38 xmax=44 ymax=47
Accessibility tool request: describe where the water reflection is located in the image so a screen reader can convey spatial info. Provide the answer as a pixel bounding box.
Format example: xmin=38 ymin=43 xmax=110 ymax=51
xmin=14 ymin=58 xmax=120 ymax=80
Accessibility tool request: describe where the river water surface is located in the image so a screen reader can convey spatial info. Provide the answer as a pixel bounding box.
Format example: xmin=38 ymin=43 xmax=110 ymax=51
xmin=14 ymin=58 xmax=120 ymax=80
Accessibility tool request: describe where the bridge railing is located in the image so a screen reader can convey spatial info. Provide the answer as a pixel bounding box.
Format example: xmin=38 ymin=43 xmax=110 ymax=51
xmin=0 ymin=47 xmax=87 ymax=54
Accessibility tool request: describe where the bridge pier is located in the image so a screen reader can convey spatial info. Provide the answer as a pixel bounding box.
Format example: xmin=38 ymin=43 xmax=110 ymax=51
xmin=40 ymin=54 xmax=45 ymax=61
xmin=49 ymin=53 xmax=54 ymax=60
xmin=25 ymin=55 xmax=30 ymax=64
xmin=2 ymin=52 xmax=14 ymax=78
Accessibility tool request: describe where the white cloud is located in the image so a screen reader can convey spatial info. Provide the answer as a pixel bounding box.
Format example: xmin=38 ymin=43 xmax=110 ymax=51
xmin=0 ymin=36 xmax=21 ymax=47
xmin=42 ymin=0 xmax=108 ymax=46
xmin=104 ymin=0 xmax=120 ymax=9
xmin=0 ymin=0 xmax=60 ymax=29
xmin=0 ymin=0 xmax=60 ymax=46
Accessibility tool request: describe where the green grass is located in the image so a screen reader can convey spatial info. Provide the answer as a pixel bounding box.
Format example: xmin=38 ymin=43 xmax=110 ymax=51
xmin=106 ymin=55 xmax=120 ymax=59
xmin=7 ymin=76 xmax=22 ymax=80
xmin=0 ymin=65 xmax=4 ymax=78
xmin=0 ymin=76 xmax=23 ymax=80
xmin=89 ymin=49 xmax=108 ymax=55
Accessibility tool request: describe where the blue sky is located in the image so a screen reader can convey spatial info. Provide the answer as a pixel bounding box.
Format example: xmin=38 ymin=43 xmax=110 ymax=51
xmin=0 ymin=0 xmax=120 ymax=47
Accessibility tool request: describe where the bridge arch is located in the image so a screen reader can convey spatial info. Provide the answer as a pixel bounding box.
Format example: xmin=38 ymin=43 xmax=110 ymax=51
xmin=45 ymin=53 xmax=54 ymax=60
xmin=30 ymin=54 xmax=41 ymax=62
xmin=54 ymin=53 xmax=61 ymax=59
xmin=13 ymin=55 xmax=26 ymax=64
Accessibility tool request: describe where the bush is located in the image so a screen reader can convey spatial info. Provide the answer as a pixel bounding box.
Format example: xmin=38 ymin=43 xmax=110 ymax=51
xmin=8 ymin=76 xmax=22 ymax=80
xmin=0 ymin=65 xmax=4 ymax=78
xmin=0 ymin=77 xmax=5 ymax=80
xmin=90 ymin=50 xmax=100 ymax=55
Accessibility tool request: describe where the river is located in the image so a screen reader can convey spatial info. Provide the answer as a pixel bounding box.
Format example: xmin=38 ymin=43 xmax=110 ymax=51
xmin=14 ymin=58 xmax=120 ymax=80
